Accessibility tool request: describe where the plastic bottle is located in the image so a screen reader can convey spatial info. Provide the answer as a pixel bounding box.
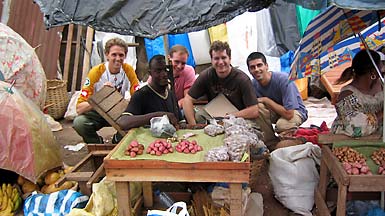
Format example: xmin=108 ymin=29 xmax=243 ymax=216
xmin=158 ymin=192 xmax=175 ymax=208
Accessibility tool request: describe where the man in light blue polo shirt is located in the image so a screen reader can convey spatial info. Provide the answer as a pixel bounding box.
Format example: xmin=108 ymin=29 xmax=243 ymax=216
xmin=247 ymin=52 xmax=308 ymax=133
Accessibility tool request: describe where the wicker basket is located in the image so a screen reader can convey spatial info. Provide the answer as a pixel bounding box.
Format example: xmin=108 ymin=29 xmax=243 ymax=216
xmin=45 ymin=80 xmax=69 ymax=120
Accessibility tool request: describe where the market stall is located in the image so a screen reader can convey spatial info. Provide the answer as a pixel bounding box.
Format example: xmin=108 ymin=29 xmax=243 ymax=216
xmin=315 ymin=141 xmax=385 ymax=216
xmin=104 ymin=127 xmax=251 ymax=216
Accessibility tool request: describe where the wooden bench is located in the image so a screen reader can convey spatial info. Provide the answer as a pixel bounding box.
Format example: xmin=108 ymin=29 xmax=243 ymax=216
xmin=88 ymin=86 xmax=128 ymax=136
xmin=320 ymin=62 xmax=352 ymax=105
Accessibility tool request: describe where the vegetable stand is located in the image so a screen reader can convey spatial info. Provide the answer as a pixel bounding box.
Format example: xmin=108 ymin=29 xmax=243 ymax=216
xmin=104 ymin=127 xmax=250 ymax=216
xmin=315 ymin=143 xmax=385 ymax=216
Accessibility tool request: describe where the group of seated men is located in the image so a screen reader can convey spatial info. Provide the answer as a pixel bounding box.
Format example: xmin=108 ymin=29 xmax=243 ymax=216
xmin=73 ymin=37 xmax=308 ymax=147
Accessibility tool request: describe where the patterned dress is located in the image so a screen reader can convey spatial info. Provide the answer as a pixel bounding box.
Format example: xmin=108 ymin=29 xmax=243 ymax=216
xmin=331 ymin=85 xmax=383 ymax=137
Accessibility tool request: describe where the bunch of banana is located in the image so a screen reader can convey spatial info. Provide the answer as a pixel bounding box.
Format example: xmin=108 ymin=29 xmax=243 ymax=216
xmin=0 ymin=183 xmax=22 ymax=216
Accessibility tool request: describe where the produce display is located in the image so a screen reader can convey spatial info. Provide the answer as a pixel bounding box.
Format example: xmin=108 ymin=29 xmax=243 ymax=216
xmin=175 ymin=140 xmax=203 ymax=154
xmin=0 ymin=183 xmax=22 ymax=215
xmin=371 ymin=148 xmax=385 ymax=175
xmin=146 ymin=139 xmax=174 ymax=156
xmin=332 ymin=146 xmax=376 ymax=175
xmin=205 ymin=116 xmax=267 ymax=162
xmin=124 ymin=140 xmax=145 ymax=158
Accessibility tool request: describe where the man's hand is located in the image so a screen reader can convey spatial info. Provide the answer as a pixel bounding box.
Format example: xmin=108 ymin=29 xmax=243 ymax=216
xmin=104 ymin=81 xmax=114 ymax=88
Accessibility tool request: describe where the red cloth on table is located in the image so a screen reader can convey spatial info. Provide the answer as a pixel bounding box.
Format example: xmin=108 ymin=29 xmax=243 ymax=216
xmin=293 ymin=121 xmax=329 ymax=146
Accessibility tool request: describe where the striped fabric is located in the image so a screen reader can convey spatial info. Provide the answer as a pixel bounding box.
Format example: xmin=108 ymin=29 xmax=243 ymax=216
xmin=289 ymin=6 xmax=384 ymax=80
xmin=24 ymin=190 xmax=89 ymax=216
xmin=317 ymin=17 xmax=385 ymax=73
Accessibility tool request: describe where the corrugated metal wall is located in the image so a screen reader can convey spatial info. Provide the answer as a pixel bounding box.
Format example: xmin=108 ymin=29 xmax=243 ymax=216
xmin=7 ymin=0 xmax=63 ymax=79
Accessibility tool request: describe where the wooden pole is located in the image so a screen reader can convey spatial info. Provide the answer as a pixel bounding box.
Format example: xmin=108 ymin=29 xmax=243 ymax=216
xmin=82 ymin=26 xmax=95 ymax=85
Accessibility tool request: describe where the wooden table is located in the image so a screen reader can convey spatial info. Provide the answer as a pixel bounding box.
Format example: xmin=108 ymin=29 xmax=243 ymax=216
xmin=315 ymin=145 xmax=385 ymax=216
xmin=104 ymin=137 xmax=250 ymax=216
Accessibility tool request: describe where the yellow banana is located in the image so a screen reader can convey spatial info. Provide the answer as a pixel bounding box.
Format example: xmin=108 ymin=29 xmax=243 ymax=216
xmin=0 ymin=193 xmax=7 ymax=211
xmin=0 ymin=187 xmax=3 ymax=197
xmin=12 ymin=197 xmax=21 ymax=213
xmin=1 ymin=184 xmax=6 ymax=195
xmin=0 ymin=198 xmax=14 ymax=215
xmin=11 ymin=189 xmax=18 ymax=204
xmin=5 ymin=185 xmax=11 ymax=199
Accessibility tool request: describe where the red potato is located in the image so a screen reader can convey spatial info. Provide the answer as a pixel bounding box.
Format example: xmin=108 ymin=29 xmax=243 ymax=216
xmin=125 ymin=140 xmax=145 ymax=157
xmin=360 ymin=165 xmax=369 ymax=174
xmin=175 ymin=140 xmax=203 ymax=154
xmin=351 ymin=167 xmax=360 ymax=175
xmin=146 ymin=139 xmax=174 ymax=156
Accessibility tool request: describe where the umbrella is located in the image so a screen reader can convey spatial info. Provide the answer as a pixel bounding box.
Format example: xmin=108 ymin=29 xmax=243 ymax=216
xmin=330 ymin=0 xmax=385 ymax=10
xmin=0 ymin=23 xmax=47 ymax=109
xmin=288 ymin=6 xmax=385 ymax=80
xmin=0 ymin=81 xmax=62 ymax=183
xmin=34 ymin=0 xmax=274 ymax=39
xmin=316 ymin=17 xmax=385 ymax=74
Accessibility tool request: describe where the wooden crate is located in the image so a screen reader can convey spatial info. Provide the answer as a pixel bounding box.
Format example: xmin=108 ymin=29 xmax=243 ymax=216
xmin=88 ymin=86 xmax=128 ymax=136
xmin=55 ymin=150 xmax=110 ymax=196
xmin=315 ymin=145 xmax=385 ymax=216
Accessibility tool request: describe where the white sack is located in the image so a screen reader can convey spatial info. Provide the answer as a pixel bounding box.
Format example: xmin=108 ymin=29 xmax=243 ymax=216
xmin=268 ymin=142 xmax=321 ymax=216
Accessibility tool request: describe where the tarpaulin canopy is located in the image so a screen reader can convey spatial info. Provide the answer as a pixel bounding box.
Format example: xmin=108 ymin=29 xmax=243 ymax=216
xmin=34 ymin=0 xmax=274 ymax=39
xmin=0 ymin=81 xmax=62 ymax=183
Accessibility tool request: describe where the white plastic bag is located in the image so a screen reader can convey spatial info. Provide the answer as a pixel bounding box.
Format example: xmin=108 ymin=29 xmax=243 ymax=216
xmin=147 ymin=201 xmax=190 ymax=216
xmin=268 ymin=143 xmax=321 ymax=216
xmin=64 ymin=91 xmax=81 ymax=120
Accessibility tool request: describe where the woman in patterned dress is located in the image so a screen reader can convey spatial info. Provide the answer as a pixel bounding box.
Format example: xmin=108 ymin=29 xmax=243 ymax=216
xmin=331 ymin=49 xmax=384 ymax=137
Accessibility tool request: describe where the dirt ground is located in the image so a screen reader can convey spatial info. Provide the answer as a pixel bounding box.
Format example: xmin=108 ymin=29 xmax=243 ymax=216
xmin=54 ymin=119 xmax=293 ymax=216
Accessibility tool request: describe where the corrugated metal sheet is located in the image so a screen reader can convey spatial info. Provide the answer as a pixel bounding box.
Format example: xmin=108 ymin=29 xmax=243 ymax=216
xmin=7 ymin=0 xmax=62 ymax=79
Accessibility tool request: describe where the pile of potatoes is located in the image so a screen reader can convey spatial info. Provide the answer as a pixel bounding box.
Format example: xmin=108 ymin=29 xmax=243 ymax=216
xmin=175 ymin=140 xmax=203 ymax=154
xmin=371 ymin=148 xmax=385 ymax=175
xmin=146 ymin=139 xmax=174 ymax=156
xmin=124 ymin=140 xmax=145 ymax=157
xmin=333 ymin=146 xmax=371 ymax=175
xmin=17 ymin=167 xmax=75 ymax=196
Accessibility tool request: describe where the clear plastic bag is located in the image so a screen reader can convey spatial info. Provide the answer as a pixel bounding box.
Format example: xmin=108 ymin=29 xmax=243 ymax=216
xmin=223 ymin=115 xmax=248 ymax=129
xmin=224 ymin=134 xmax=249 ymax=161
xmin=204 ymin=146 xmax=229 ymax=162
xmin=204 ymin=124 xmax=224 ymax=137
xmin=150 ymin=115 xmax=176 ymax=138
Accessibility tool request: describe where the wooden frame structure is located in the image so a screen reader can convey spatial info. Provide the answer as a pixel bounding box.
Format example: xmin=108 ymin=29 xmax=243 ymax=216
xmin=104 ymin=134 xmax=250 ymax=216
xmin=315 ymin=145 xmax=385 ymax=216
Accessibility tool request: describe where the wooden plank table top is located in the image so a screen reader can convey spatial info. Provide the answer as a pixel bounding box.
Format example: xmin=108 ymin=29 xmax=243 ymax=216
xmin=104 ymin=129 xmax=250 ymax=216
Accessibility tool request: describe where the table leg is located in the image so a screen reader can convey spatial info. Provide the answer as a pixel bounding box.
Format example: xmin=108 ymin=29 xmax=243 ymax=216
xmin=116 ymin=181 xmax=131 ymax=216
xmin=336 ymin=184 xmax=347 ymax=216
xmin=143 ymin=181 xmax=153 ymax=207
xmin=319 ymin=157 xmax=329 ymax=200
xmin=229 ymin=183 xmax=243 ymax=216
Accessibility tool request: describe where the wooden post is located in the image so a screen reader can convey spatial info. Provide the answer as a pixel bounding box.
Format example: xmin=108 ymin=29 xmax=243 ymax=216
xmin=229 ymin=183 xmax=242 ymax=216
xmin=82 ymin=26 xmax=95 ymax=85
xmin=63 ymin=24 xmax=74 ymax=84
xmin=71 ymin=25 xmax=83 ymax=94
xmin=163 ymin=34 xmax=169 ymax=64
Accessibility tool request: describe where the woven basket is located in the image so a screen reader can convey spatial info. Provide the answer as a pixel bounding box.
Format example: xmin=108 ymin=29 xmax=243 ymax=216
xmin=45 ymin=80 xmax=69 ymax=120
